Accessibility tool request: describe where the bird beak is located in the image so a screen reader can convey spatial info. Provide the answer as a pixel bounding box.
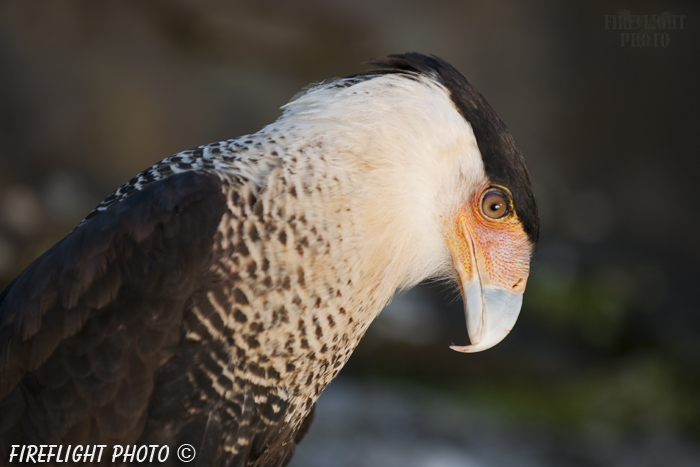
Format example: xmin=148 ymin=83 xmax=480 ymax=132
xmin=446 ymin=207 xmax=531 ymax=353
xmin=449 ymin=276 xmax=523 ymax=353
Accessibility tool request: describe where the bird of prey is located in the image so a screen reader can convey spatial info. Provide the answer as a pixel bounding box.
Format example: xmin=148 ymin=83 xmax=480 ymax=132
xmin=0 ymin=53 xmax=538 ymax=466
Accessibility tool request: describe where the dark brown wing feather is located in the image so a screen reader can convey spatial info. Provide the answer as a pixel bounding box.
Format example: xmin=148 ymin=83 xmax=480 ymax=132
xmin=0 ymin=170 xmax=313 ymax=467
xmin=0 ymin=171 xmax=224 ymax=459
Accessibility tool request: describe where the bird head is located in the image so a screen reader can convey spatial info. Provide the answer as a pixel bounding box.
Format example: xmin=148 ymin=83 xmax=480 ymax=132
xmin=277 ymin=53 xmax=539 ymax=353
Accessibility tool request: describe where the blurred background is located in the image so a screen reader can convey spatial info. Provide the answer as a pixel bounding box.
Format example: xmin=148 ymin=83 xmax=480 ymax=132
xmin=1 ymin=0 xmax=699 ymax=465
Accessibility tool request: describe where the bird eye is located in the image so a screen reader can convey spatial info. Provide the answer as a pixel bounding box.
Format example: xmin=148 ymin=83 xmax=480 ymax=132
xmin=481 ymin=189 xmax=510 ymax=219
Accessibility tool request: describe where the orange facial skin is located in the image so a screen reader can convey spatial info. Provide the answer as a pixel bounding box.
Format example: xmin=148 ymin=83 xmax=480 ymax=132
xmin=447 ymin=184 xmax=532 ymax=293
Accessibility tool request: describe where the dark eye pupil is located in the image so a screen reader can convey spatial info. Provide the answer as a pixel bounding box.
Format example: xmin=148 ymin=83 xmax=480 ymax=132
xmin=489 ymin=202 xmax=501 ymax=212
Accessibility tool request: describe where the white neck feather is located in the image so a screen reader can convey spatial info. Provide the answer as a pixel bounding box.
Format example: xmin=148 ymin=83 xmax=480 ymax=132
xmin=268 ymin=74 xmax=487 ymax=301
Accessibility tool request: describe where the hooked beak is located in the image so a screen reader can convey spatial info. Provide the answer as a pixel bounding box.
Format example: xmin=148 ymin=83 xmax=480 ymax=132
xmin=449 ymin=281 xmax=523 ymax=353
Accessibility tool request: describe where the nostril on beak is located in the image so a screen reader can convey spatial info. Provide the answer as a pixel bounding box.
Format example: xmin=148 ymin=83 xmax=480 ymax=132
xmin=512 ymin=278 xmax=526 ymax=293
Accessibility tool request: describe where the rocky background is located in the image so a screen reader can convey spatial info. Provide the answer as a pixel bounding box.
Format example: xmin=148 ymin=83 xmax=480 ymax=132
xmin=1 ymin=1 xmax=699 ymax=466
